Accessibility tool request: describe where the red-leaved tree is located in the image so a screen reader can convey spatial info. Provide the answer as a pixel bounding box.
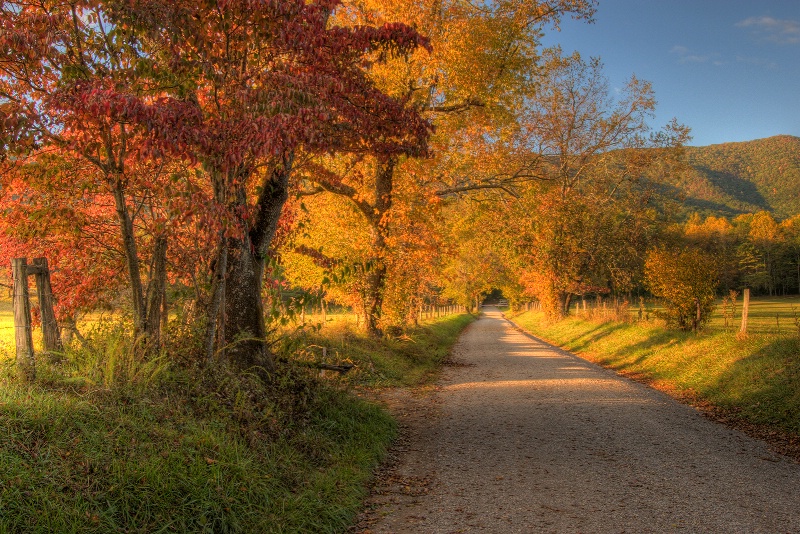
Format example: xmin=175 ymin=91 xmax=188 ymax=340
xmin=0 ymin=0 xmax=197 ymax=351
xmin=107 ymin=0 xmax=432 ymax=368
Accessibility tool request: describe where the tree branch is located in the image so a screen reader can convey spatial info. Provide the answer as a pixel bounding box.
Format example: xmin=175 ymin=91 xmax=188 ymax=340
xmin=436 ymin=182 xmax=520 ymax=198
xmin=304 ymin=162 xmax=376 ymax=222
xmin=428 ymin=97 xmax=485 ymax=113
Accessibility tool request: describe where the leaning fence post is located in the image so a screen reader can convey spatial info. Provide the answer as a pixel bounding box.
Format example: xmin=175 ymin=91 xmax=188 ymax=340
xmin=739 ymin=288 xmax=750 ymax=335
xmin=12 ymin=258 xmax=35 ymax=381
xmin=31 ymin=257 xmax=62 ymax=352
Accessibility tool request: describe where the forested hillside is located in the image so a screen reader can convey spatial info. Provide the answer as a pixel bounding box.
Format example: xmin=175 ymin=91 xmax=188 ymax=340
xmin=656 ymin=135 xmax=800 ymax=219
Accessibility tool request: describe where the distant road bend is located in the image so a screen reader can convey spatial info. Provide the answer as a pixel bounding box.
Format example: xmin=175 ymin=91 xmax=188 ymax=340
xmin=359 ymin=307 xmax=800 ymax=533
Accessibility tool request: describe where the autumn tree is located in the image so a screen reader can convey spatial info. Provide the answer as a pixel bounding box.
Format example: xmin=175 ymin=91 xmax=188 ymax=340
xmin=645 ymin=247 xmax=718 ymax=331
xmin=683 ymin=214 xmax=739 ymax=292
xmin=678 ymin=212 xmax=800 ymax=298
xmin=509 ymin=51 xmax=690 ymax=318
xmin=780 ymin=215 xmax=800 ymax=294
xmin=298 ymin=0 xmax=597 ymax=336
xmin=438 ymin=198 xmax=525 ymax=311
xmin=105 ymin=0 xmax=433 ymax=366
xmin=0 ymin=0 xmax=186 ymax=350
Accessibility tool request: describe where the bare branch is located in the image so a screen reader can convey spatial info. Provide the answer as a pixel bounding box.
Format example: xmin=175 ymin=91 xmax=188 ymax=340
xmin=428 ymin=98 xmax=485 ymax=113
xmin=436 ymin=182 xmax=520 ymax=198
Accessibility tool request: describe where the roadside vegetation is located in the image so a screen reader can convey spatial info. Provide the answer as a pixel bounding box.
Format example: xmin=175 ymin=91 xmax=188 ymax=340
xmin=0 ymin=311 xmax=473 ymax=533
xmin=509 ymin=304 xmax=800 ymax=437
xmin=3 ymin=0 xmax=800 ymax=530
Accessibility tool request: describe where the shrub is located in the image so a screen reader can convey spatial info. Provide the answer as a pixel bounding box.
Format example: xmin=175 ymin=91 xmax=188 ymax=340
xmin=645 ymin=247 xmax=719 ymax=331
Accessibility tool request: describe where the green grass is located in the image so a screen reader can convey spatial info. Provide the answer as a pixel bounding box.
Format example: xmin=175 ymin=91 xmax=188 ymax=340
xmin=706 ymin=295 xmax=800 ymax=334
xmin=295 ymin=313 xmax=476 ymax=388
xmin=570 ymin=294 xmax=800 ymax=335
xmin=510 ymin=310 xmax=800 ymax=435
xmin=0 ymin=311 xmax=475 ymax=533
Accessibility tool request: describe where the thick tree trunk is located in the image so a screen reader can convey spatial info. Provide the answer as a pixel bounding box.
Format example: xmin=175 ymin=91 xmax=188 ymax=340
xmin=223 ymin=236 xmax=270 ymax=370
xmin=363 ymin=158 xmax=395 ymax=338
xmin=210 ymin=155 xmax=292 ymax=371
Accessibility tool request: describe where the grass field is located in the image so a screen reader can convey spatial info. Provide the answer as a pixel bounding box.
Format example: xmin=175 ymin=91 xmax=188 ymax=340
xmin=0 ymin=299 xmax=14 ymax=353
xmin=567 ymin=294 xmax=800 ymax=335
xmin=706 ymin=295 xmax=800 ymax=334
xmin=0 ymin=301 xmax=475 ymax=533
xmin=0 ymin=298 xmax=51 ymax=356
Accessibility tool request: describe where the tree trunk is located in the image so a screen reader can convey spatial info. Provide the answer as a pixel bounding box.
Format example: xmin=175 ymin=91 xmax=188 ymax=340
xmin=205 ymin=231 xmax=228 ymax=362
xmin=562 ymin=293 xmax=573 ymax=317
xmin=363 ymin=158 xmax=395 ymax=338
xmin=211 ymin=155 xmax=292 ymax=370
xmin=111 ymin=180 xmax=146 ymax=341
xmin=144 ymin=234 xmax=168 ymax=353
xmin=364 ymin=255 xmax=387 ymax=337
xmin=223 ymin=236 xmax=270 ymax=369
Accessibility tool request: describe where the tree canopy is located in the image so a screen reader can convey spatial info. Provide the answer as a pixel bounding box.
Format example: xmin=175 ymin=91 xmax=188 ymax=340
xmin=10 ymin=0 xmax=796 ymax=374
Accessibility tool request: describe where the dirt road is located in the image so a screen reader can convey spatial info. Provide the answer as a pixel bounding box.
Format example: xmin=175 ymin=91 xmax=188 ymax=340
xmin=357 ymin=308 xmax=800 ymax=533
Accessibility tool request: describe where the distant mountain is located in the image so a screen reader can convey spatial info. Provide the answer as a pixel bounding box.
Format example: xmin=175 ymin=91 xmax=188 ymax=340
xmin=649 ymin=135 xmax=800 ymax=219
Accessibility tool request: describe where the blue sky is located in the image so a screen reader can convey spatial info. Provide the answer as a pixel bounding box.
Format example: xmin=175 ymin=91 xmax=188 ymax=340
xmin=540 ymin=0 xmax=800 ymax=147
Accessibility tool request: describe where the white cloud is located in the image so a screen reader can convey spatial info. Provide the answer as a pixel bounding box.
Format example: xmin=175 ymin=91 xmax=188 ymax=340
xmin=735 ymin=55 xmax=778 ymax=69
xmin=670 ymin=45 xmax=718 ymax=65
xmin=736 ymin=16 xmax=800 ymax=44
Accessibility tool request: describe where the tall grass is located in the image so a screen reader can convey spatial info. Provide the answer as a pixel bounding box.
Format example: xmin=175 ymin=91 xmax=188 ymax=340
xmin=294 ymin=313 xmax=476 ymax=388
xmin=0 ymin=306 xmax=475 ymax=533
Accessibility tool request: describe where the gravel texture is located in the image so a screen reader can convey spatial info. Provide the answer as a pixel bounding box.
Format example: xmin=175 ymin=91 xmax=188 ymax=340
xmin=356 ymin=308 xmax=800 ymax=533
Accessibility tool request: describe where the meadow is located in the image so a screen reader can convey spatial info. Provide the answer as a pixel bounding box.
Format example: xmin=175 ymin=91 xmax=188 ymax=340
xmin=0 ymin=299 xmax=14 ymax=353
xmin=565 ymin=294 xmax=800 ymax=335
xmin=0 ymin=299 xmax=474 ymax=533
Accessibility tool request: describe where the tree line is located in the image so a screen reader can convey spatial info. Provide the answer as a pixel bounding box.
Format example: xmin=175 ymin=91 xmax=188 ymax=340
xmin=8 ymin=0 xmax=791 ymax=371
xmin=2 ymin=0 xmax=604 ymax=371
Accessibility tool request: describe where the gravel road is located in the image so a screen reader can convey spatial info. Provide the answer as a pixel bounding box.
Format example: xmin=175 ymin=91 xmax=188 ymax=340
xmin=357 ymin=308 xmax=800 ymax=533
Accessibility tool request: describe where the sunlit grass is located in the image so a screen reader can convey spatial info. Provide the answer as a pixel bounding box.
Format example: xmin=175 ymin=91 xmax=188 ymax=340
xmin=512 ymin=309 xmax=800 ymax=434
xmin=571 ymin=294 xmax=800 ymax=335
xmin=0 ymin=363 xmax=397 ymax=533
xmin=0 ymin=298 xmax=110 ymax=359
xmin=706 ymin=295 xmax=800 ymax=334
xmin=0 ymin=301 xmax=475 ymax=533
xmin=296 ymin=312 xmax=476 ymax=388
xmin=0 ymin=299 xmax=14 ymax=356
xmin=0 ymin=342 xmax=398 ymax=533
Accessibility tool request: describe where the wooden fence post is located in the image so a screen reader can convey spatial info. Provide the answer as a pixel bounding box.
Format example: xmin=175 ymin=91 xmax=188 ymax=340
xmin=31 ymin=257 xmax=62 ymax=352
xmin=12 ymin=258 xmax=35 ymax=381
xmin=740 ymin=288 xmax=750 ymax=335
